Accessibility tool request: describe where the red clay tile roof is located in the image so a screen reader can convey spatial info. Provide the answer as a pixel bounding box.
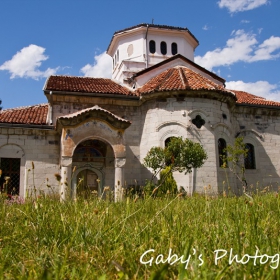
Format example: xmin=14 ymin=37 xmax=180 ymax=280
xmin=232 ymin=90 xmax=280 ymax=107
xmin=134 ymin=54 xmax=226 ymax=84
xmin=44 ymin=76 xmax=134 ymax=96
xmin=137 ymin=66 xmax=228 ymax=95
xmin=0 ymin=104 xmax=48 ymax=125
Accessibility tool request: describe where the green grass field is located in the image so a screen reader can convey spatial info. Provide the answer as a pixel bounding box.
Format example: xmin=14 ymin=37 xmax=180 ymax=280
xmin=0 ymin=192 xmax=279 ymax=279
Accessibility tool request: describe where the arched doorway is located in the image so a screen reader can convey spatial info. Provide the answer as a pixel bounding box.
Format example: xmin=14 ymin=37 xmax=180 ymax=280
xmin=71 ymin=138 xmax=115 ymax=198
xmin=76 ymin=169 xmax=98 ymax=198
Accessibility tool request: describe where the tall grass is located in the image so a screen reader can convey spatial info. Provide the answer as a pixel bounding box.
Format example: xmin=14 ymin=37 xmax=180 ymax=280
xmin=0 ymin=192 xmax=279 ymax=279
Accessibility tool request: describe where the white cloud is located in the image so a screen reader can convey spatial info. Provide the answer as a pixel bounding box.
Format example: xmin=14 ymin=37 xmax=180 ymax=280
xmin=0 ymin=44 xmax=58 ymax=79
xmin=202 ymin=25 xmax=210 ymax=31
xmin=218 ymin=0 xmax=269 ymax=13
xmin=250 ymin=36 xmax=280 ymax=61
xmin=195 ymin=30 xmax=256 ymax=70
xmin=80 ymin=52 xmax=112 ymax=78
xmin=241 ymin=20 xmax=250 ymax=24
xmin=195 ymin=30 xmax=280 ymax=70
xmin=226 ymin=80 xmax=280 ymax=101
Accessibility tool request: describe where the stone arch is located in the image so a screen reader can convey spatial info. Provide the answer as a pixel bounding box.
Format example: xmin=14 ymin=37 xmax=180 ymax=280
xmin=71 ymin=137 xmax=115 ymax=198
xmin=158 ymin=123 xmax=188 ymax=148
xmin=71 ymin=165 xmax=104 ymax=198
xmin=157 ymin=124 xmax=190 ymax=194
xmin=236 ymin=129 xmax=264 ymax=142
xmin=156 ymin=121 xmax=188 ymax=132
xmin=240 ymin=134 xmax=261 ymax=170
xmin=57 ymin=106 xmax=131 ymax=201
xmin=188 ymin=109 xmax=209 ymax=119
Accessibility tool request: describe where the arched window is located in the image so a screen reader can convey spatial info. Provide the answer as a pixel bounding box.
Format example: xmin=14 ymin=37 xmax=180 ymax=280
xmin=160 ymin=41 xmax=167 ymax=55
xmin=171 ymin=42 xmax=178 ymax=55
xmin=244 ymin=143 xmax=256 ymax=169
xmin=149 ymin=40 xmax=156 ymax=54
xmin=165 ymin=137 xmax=176 ymax=166
xmin=165 ymin=137 xmax=175 ymax=148
xmin=218 ymin=138 xmax=227 ymax=167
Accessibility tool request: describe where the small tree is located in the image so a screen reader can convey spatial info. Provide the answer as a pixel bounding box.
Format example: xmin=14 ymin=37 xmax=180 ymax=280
xmin=0 ymin=99 xmax=2 ymax=110
xmin=222 ymin=137 xmax=248 ymax=192
xmin=143 ymin=137 xmax=207 ymax=194
xmin=158 ymin=166 xmax=178 ymax=196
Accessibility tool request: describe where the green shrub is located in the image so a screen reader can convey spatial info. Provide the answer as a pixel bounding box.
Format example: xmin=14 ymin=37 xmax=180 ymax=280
xmin=158 ymin=166 xmax=178 ymax=196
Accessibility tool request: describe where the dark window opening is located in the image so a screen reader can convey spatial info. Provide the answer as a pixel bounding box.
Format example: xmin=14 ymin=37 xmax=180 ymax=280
xmin=171 ymin=42 xmax=178 ymax=55
xmin=218 ymin=138 xmax=227 ymax=167
xmin=192 ymin=115 xmax=205 ymax=129
xmin=0 ymin=158 xmax=20 ymax=196
xmin=165 ymin=137 xmax=176 ymax=166
xmin=160 ymin=41 xmax=167 ymax=55
xmin=244 ymin=143 xmax=256 ymax=169
xmin=73 ymin=139 xmax=106 ymax=163
xmin=149 ymin=40 xmax=156 ymax=54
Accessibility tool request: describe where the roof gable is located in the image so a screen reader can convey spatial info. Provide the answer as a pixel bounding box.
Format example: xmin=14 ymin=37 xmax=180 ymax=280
xmin=56 ymin=105 xmax=131 ymax=130
xmin=134 ymin=54 xmax=226 ymax=88
xmin=137 ymin=66 xmax=229 ymax=95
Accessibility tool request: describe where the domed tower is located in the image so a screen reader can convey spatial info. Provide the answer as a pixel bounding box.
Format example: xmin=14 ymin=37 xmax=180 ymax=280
xmin=106 ymin=23 xmax=199 ymax=85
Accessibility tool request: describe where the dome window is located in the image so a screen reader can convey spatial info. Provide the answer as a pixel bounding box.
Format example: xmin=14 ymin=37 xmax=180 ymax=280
xmin=149 ymin=40 xmax=156 ymax=54
xmin=160 ymin=41 xmax=167 ymax=55
xmin=171 ymin=42 xmax=178 ymax=55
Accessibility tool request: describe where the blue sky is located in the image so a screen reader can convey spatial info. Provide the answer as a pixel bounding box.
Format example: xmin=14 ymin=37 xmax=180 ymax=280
xmin=1 ymin=0 xmax=280 ymax=109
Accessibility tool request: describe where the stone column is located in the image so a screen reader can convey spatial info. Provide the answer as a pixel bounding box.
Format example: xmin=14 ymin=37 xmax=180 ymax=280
xmin=60 ymin=156 xmax=72 ymax=201
xmin=114 ymin=158 xmax=126 ymax=202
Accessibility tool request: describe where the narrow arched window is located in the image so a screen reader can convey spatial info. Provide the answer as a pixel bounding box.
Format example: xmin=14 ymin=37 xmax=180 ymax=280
xmin=160 ymin=41 xmax=167 ymax=55
xmin=165 ymin=137 xmax=176 ymax=166
xmin=218 ymin=138 xmax=227 ymax=167
xmin=171 ymin=42 xmax=178 ymax=55
xmin=244 ymin=143 xmax=256 ymax=169
xmin=165 ymin=137 xmax=175 ymax=148
xmin=149 ymin=40 xmax=156 ymax=54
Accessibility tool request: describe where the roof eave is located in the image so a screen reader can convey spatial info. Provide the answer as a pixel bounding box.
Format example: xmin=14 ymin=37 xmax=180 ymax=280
xmin=44 ymin=90 xmax=139 ymax=100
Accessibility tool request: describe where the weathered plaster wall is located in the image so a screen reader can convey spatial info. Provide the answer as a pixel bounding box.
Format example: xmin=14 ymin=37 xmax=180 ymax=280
xmin=0 ymin=127 xmax=60 ymax=197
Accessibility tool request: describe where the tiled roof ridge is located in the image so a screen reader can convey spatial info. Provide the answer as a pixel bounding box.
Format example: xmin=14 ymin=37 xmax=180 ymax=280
xmin=47 ymin=74 xmax=111 ymax=79
xmin=155 ymin=68 xmax=176 ymax=91
xmin=178 ymin=67 xmax=189 ymax=88
xmin=0 ymin=103 xmax=48 ymax=112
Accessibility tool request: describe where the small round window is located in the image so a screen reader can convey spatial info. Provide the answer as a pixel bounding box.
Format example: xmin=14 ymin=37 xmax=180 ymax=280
xmin=160 ymin=41 xmax=167 ymax=55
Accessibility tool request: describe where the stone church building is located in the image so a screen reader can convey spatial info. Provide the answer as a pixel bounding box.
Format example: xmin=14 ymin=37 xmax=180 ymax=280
xmin=1 ymin=23 xmax=280 ymax=199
